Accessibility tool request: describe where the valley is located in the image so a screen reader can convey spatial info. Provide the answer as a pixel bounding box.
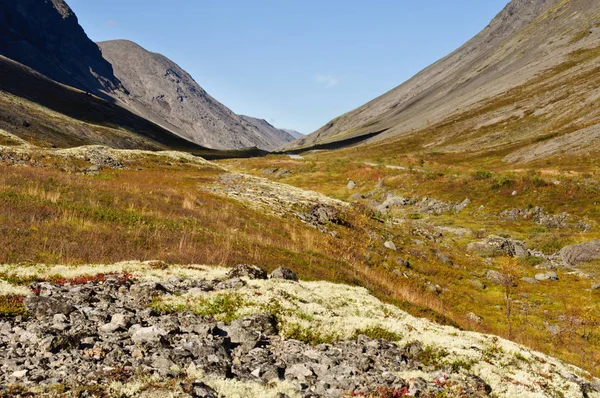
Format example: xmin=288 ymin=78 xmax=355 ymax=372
xmin=1 ymin=0 xmax=600 ymax=396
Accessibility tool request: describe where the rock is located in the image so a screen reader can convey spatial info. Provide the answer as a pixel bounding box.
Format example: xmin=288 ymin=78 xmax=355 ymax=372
xmin=309 ymin=204 xmax=341 ymax=226
xmin=182 ymin=381 xmax=219 ymax=398
xmin=467 ymin=236 xmax=529 ymax=258
xmin=11 ymin=370 xmax=27 ymax=379
xmin=129 ymin=282 xmax=167 ymax=301
xmin=215 ymin=278 xmax=246 ymax=290
xmin=24 ymin=296 xmax=75 ymax=318
xmin=436 ymin=252 xmax=453 ymax=265
xmin=347 ymin=180 xmax=356 ymax=190
xmin=468 ymin=279 xmax=486 ymax=290
xmin=228 ymin=313 xmax=277 ymax=349
xmin=384 ymin=241 xmax=397 ymax=251
xmin=486 ymin=270 xmax=507 ymax=285
xmin=285 ymin=363 xmax=314 ymax=381
xmin=350 ymin=193 xmax=365 ymax=200
xmin=535 ymin=272 xmax=558 ymax=281
xmin=275 ymin=169 xmax=292 ymax=179
xmin=521 ymin=277 xmax=539 ymax=284
xmin=87 ymin=164 xmax=102 ymax=172
xmin=270 ymin=267 xmax=298 ymax=281
xmin=227 ymin=264 xmax=268 ymax=280
xmin=545 ymin=323 xmax=562 ymax=336
xmin=130 ymin=325 xmax=167 ymax=344
xmin=466 ymin=312 xmax=483 ymax=323
xmin=99 ymin=313 xmax=129 ymax=333
xmin=376 ymin=196 xmax=413 ymax=214
xmin=560 ymin=240 xmax=600 ymax=266
xmin=396 ymin=257 xmax=410 ymax=268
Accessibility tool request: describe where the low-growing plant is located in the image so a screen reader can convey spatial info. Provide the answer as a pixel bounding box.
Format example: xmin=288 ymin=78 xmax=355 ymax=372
xmin=282 ymin=322 xmax=340 ymax=345
xmin=352 ymin=325 xmax=402 ymax=341
xmin=153 ymin=292 xmax=245 ymax=322
xmin=473 ymin=170 xmax=492 ymax=180
xmin=417 ymin=345 xmax=450 ymax=369
xmin=0 ymin=295 xmax=27 ymax=317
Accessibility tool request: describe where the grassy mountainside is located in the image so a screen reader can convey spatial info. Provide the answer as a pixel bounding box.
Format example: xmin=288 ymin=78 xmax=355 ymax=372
xmin=287 ymin=0 xmax=600 ymax=165
xmin=222 ymin=146 xmax=600 ymax=377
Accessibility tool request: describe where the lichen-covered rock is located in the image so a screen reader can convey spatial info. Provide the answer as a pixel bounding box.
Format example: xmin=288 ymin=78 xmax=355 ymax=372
xmin=270 ymin=267 xmax=298 ymax=281
xmin=227 ymin=264 xmax=268 ymax=280
xmin=560 ymin=240 xmax=600 ymax=266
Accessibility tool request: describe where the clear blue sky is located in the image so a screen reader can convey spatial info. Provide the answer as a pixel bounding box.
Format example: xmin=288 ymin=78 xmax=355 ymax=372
xmin=68 ymin=0 xmax=509 ymax=134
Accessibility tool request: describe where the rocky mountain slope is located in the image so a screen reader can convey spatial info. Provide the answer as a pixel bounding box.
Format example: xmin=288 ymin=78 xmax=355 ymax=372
xmin=0 ymin=1 xmax=292 ymax=152
xmin=239 ymin=115 xmax=297 ymax=148
xmin=287 ymin=0 xmax=600 ymax=162
xmin=281 ymin=129 xmax=304 ymax=140
xmin=99 ymin=40 xmax=295 ymax=151
xmin=0 ymin=0 xmax=121 ymax=96
xmin=0 ymin=262 xmax=597 ymax=397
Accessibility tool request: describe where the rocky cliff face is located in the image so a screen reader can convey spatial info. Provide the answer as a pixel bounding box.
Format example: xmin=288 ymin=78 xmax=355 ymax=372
xmin=0 ymin=0 xmax=122 ymax=95
xmin=287 ymin=0 xmax=600 ymax=158
xmin=99 ymin=40 xmax=294 ymax=151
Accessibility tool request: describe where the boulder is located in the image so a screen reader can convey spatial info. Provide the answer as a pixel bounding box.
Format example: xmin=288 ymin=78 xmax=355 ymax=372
xmin=129 ymin=282 xmax=167 ymax=301
xmin=535 ymin=272 xmax=558 ymax=281
xmin=227 ymin=264 xmax=268 ymax=280
xmin=215 ymin=278 xmax=246 ymax=291
xmin=560 ymin=240 xmax=600 ymax=267
xmin=227 ymin=313 xmax=277 ymax=349
xmin=467 ymin=236 xmax=529 ymax=258
xmin=384 ymin=241 xmax=397 ymax=251
xmin=270 ymin=267 xmax=298 ymax=281
xmin=130 ymin=325 xmax=167 ymax=344
xmin=466 ymin=312 xmax=483 ymax=323
xmin=24 ymin=296 xmax=75 ymax=318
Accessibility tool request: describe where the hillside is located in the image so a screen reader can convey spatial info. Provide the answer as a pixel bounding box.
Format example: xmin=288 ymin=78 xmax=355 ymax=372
xmin=0 ymin=0 xmax=121 ymax=96
xmin=287 ymin=0 xmax=600 ymax=164
xmin=99 ymin=40 xmax=295 ymax=151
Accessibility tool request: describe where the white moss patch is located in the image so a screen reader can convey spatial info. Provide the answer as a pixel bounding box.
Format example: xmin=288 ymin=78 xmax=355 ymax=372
xmin=0 ymin=280 xmax=30 ymax=296
xmin=162 ymin=276 xmax=595 ymax=398
xmin=0 ymin=262 xmax=596 ymax=397
xmin=0 ymin=261 xmax=230 ymax=284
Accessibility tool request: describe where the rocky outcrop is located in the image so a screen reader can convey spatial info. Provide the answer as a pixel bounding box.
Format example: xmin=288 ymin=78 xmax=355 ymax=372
xmin=2 ymin=266 xmax=596 ymax=397
xmin=0 ymin=0 xmax=121 ymax=95
xmin=560 ymin=240 xmax=600 ymax=267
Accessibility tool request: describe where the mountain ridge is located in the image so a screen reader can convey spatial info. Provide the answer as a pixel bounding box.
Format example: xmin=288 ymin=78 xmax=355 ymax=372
xmin=99 ymin=40 xmax=295 ymax=151
xmin=285 ymin=0 xmax=600 ymax=162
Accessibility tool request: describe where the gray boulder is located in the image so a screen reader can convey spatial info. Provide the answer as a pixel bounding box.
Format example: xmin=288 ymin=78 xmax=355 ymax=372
xmin=24 ymin=296 xmax=75 ymax=318
xmin=270 ymin=267 xmax=298 ymax=281
xmin=560 ymin=240 xmax=600 ymax=266
xmin=129 ymin=282 xmax=167 ymax=301
xmin=130 ymin=325 xmax=167 ymax=344
xmin=227 ymin=264 xmax=268 ymax=280
xmin=535 ymin=272 xmax=558 ymax=281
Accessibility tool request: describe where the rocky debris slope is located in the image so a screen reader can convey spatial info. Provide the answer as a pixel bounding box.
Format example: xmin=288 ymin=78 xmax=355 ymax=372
xmin=98 ymin=40 xmax=294 ymax=151
xmin=211 ymin=173 xmax=347 ymax=231
xmin=0 ymin=262 xmax=597 ymax=397
xmin=0 ymin=0 xmax=122 ymax=95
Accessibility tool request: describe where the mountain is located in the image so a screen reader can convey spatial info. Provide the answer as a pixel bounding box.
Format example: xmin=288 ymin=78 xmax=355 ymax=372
xmin=98 ymin=40 xmax=294 ymax=151
xmin=281 ymin=128 xmax=304 ymax=140
xmin=239 ymin=115 xmax=297 ymax=146
xmin=0 ymin=0 xmax=121 ymax=96
xmin=287 ymin=0 xmax=600 ymax=163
